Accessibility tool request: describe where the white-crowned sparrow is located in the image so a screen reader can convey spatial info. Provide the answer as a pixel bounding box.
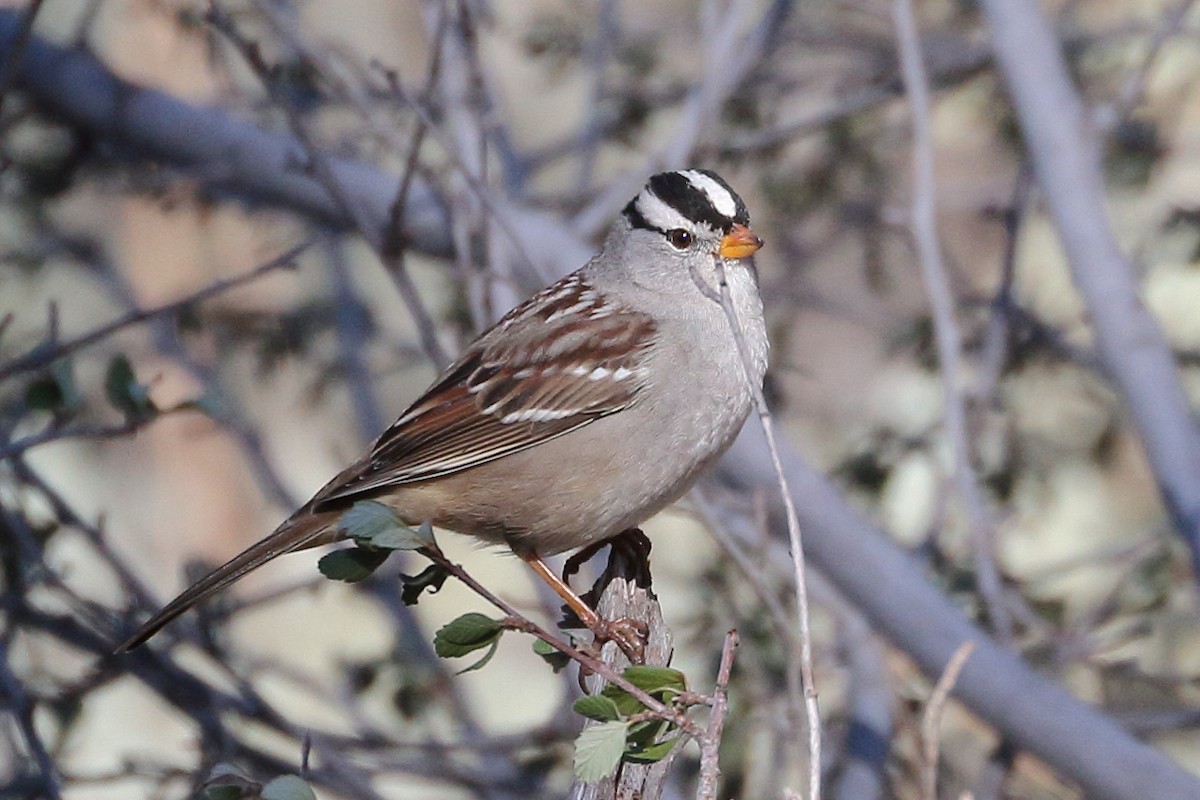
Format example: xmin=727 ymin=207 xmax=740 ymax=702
xmin=118 ymin=169 xmax=767 ymax=651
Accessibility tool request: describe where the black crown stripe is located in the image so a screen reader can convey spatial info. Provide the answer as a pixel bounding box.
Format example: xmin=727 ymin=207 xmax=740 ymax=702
xmin=621 ymin=170 xmax=750 ymax=235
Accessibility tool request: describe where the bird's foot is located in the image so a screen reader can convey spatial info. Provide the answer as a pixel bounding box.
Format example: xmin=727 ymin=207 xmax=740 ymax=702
xmin=590 ymin=615 xmax=648 ymax=664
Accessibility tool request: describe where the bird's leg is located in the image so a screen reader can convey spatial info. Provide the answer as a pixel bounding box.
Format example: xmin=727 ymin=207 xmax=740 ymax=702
xmin=562 ymin=528 xmax=653 ymax=586
xmin=521 ymin=550 xmax=646 ymax=662
xmin=561 ymin=539 xmax=611 ymax=584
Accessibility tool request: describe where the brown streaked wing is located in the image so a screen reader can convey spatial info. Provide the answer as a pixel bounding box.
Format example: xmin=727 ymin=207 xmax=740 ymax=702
xmin=312 ymin=275 xmax=657 ymax=508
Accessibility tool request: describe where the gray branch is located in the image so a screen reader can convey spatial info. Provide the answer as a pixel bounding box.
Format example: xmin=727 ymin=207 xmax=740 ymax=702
xmin=979 ymin=0 xmax=1200 ymax=572
xmin=2 ymin=12 xmax=451 ymax=256
xmin=719 ymin=429 xmax=1200 ymax=800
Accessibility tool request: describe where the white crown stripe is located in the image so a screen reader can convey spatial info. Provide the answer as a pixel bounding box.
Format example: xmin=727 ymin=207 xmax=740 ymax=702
xmin=635 ymin=190 xmax=693 ymax=232
xmin=681 ymin=170 xmax=738 ymax=219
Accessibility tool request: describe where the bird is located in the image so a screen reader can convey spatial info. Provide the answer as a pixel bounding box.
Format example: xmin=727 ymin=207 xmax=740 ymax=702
xmin=116 ymin=169 xmax=767 ymax=653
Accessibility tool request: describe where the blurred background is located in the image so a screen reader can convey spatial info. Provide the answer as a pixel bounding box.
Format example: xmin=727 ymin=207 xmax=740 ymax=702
xmin=4 ymin=0 xmax=1200 ymax=798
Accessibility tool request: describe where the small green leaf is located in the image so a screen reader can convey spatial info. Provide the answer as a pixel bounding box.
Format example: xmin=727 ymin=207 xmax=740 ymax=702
xmin=25 ymin=377 xmax=65 ymax=411
xmin=317 ymin=547 xmax=389 ymax=582
xmin=400 ymin=563 xmax=449 ymax=605
xmin=622 ymin=666 xmax=687 ymax=693
xmin=573 ymin=720 xmax=629 ymax=783
xmin=624 ymin=733 xmax=681 ymax=764
xmin=455 ymin=637 xmax=500 ymax=674
xmin=573 ymin=694 xmax=622 ymax=722
xmin=105 ymin=354 xmax=156 ymax=420
xmin=603 ymin=666 xmax=688 ymax=715
xmin=261 ymin=775 xmax=317 ymax=800
xmin=626 ymin=718 xmax=669 ymax=748
xmin=201 ymin=788 xmax=245 ymax=800
xmin=199 ymin=764 xmax=257 ymax=800
xmin=433 ymin=613 xmax=503 ymax=658
xmin=338 ymin=501 xmax=431 ymax=550
xmin=532 ymin=637 xmax=570 ymax=673
xmin=25 ymin=359 xmax=79 ymax=413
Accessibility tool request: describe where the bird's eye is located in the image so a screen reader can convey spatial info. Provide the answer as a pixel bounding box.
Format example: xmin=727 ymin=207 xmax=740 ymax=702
xmin=666 ymin=229 xmax=692 ymax=250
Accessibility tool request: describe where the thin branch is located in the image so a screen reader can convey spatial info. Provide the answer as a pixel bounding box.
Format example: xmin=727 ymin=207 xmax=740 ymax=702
xmin=0 ymin=239 xmax=310 ymax=384
xmin=695 ymin=629 xmax=739 ymax=800
xmin=892 ymin=0 xmax=1012 ymax=643
xmin=324 ymin=235 xmax=385 ymax=442
xmin=572 ymin=0 xmax=795 ymax=238
xmin=0 ymin=637 xmax=62 ymax=800
xmin=709 ymin=257 xmax=822 ymax=800
xmin=1107 ymin=0 xmax=1199 ymax=124
xmin=920 ymin=641 xmax=975 ymax=800
xmin=214 ymin=5 xmax=454 ymax=369
xmin=0 ymin=406 xmax=191 ymax=460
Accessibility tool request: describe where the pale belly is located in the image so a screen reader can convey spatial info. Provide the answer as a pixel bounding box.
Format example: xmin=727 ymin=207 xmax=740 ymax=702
xmin=386 ymin=387 xmax=752 ymax=555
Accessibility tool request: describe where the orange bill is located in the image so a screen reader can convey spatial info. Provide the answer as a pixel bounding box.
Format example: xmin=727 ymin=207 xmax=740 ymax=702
xmin=719 ymin=224 xmax=764 ymax=260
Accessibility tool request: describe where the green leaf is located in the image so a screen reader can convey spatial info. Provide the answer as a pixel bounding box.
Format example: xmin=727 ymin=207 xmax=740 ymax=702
xmin=626 ymin=718 xmax=669 ymax=748
xmin=317 ymin=547 xmax=389 ymax=582
xmin=532 ymin=637 xmax=570 ymax=673
xmin=573 ymin=720 xmax=629 ymax=783
xmin=25 ymin=377 xmax=65 ymax=412
xmin=573 ymin=694 xmax=622 ymax=722
xmin=433 ymin=613 xmax=503 ymax=658
xmin=337 ymin=501 xmax=433 ymax=550
xmin=105 ymin=354 xmax=156 ymax=420
xmin=624 ymin=733 xmax=681 ymax=764
xmin=602 ymin=666 xmax=688 ymax=715
xmin=201 ymin=788 xmax=245 ymax=800
xmin=261 ymin=775 xmax=317 ymax=800
xmin=455 ymin=638 xmax=500 ymax=674
xmin=622 ymin=666 xmax=687 ymax=693
xmin=199 ymin=765 xmax=257 ymax=800
xmin=25 ymin=359 xmax=79 ymax=413
xmin=399 ymin=563 xmax=449 ymax=605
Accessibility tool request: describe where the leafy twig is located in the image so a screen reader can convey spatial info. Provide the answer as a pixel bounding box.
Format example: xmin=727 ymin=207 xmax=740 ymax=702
xmin=418 ymin=543 xmax=705 ymax=740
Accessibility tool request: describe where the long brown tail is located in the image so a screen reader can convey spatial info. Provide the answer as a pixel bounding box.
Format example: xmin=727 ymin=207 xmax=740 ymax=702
xmin=115 ymin=511 xmax=340 ymax=652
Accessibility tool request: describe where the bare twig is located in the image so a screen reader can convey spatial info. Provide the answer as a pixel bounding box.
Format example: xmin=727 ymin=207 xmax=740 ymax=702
xmin=374 ymin=6 xmax=455 ymax=369
xmin=225 ymin=5 xmax=460 ymax=370
xmin=325 ymin=235 xmax=385 ymax=441
xmin=0 ymin=637 xmax=62 ymax=800
xmin=1106 ymin=0 xmax=1198 ymax=125
xmin=892 ymin=0 xmax=1012 ymax=643
xmin=695 ymin=629 xmax=739 ymax=800
xmin=0 ymin=406 xmax=190 ymax=460
xmin=573 ymin=0 xmax=795 ymax=238
xmin=0 ymin=240 xmax=310 ymax=384
xmin=709 ymin=257 xmax=822 ymax=800
xmin=575 ymin=0 xmax=619 ymax=191
xmin=920 ymin=641 xmax=976 ymax=800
